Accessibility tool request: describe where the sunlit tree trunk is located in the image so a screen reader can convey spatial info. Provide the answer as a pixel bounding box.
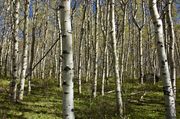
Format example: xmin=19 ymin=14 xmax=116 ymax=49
xmin=132 ymin=0 xmax=145 ymax=84
xmin=110 ymin=0 xmax=123 ymax=116
xmin=77 ymin=2 xmax=87 ymax=94
xmin=100 ymin=0 xmax=110 ymax=96
xmin=28 ymin=0 xmax=38 ymax=94
xmin=10 ymin=0 xmax=20 ymax=102
xmin=18 ymin=0 xmax=29 ymax=100
xmin=56 ymin=8 xmax=62 ymax=88
xmin=149 ymin=0 xmax=176 ymax=118
xmin=119 ymin=1 xmax=127 ymax=84
xmin=92 ymin=0 xmax=99 ymax=98
xmin=60 ymin=0 xmax=75 ymax=118
xmin=166 ymin=0 xmax=176 ymax=98
xmin=85 ymin=14 xmax=91 ymax=82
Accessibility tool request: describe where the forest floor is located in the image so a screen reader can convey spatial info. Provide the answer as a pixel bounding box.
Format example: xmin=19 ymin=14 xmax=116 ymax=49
xmin=0 ymin=77 xmax=179 ymax=119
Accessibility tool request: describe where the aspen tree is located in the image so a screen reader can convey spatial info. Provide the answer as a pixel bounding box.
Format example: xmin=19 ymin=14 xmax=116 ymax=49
xmin=149 ymin=0 xmax=176 ymax=118
xmin=60 ymin=0 xmax=75 ymax=118
xmin=19 ymin=0 xmax=29 ymax=100
xmin=10 ymin=0 xmax=20 ymax=102
xmin=92 ymin=0 xmax=99 ymax=98
xmin=101 ymin=0 xmax=110 ymax=96
xmin=110 ymin=0 xmax=123 ymax=116
xmin=166 ymin=0 xmax=176 ymax=98
xmin=132 ymin=0 xmax=145 ymax=84
xmin=119 ymin=0 xmax=128 ymax=84
xmin=28 ymin=0 xmax=38 ymax=94
xmin=77 ymin=1 xmax=87 ymax=94
xmin=56 ymin=5 xmax=63 ymax=88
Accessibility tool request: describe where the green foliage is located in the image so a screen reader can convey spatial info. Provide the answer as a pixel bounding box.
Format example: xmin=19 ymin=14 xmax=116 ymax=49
xmin=0 ymin=78 xmax=179 ymax=119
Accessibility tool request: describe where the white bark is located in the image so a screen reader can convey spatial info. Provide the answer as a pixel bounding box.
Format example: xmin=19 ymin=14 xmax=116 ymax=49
xmin=57 ymin=9 xmax=62 ymax=88
xmin=60 ymin=0 xmax=75 ymax=118
xmin=19 ymin=0 xmax=29 ymax=100
xmin=77 ymin=2 xmax=86 ymax=94
xmin=10 ymin=0 xmax=20 ymax=102
xmin=166 ymin=0 xmax=176 ymax=98
xmin=93 ymin=0 xmax=99 ymax=98
xmin=110 ymin=0 xmax=123 ymax=116
xmin=149 ymin=0 xmax=176 ymax=118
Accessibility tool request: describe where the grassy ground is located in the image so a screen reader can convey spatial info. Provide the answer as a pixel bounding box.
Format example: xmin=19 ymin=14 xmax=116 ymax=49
xmin=0 ymin=77 xmax=179 ymax=119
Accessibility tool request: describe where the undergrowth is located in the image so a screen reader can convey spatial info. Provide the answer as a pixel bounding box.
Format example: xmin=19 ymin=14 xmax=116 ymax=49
xmin=0 ymin=77 xmax=179 ymax=119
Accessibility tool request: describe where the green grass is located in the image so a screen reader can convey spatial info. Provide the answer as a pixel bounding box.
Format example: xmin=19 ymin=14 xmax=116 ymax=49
xmin=0 ymin=77 xmax=179 ymax=119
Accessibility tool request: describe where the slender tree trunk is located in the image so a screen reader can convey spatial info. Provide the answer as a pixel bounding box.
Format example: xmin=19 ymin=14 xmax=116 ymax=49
xmin=60 ymin=0 xmax=75 ymax=118
xmin=166 ymin=0 xmax=176 ymax=98
xmin=119 ymin=3 xmax=127 ymax=84
xmin=149 ymin=0 xmax=176 ymax=118
xmin=18 ymin=0 xmax=29 ymax=100
xmin=28 ymin=1 xmax=38 ymax=94
xmin=139 ymin=29 xmax=143 ymax=84
xmin=56 ymin=8 xmax=62 ymax=88
xmin=110 ymin=0 xmax=123 ymax=116
xmin=101 ymin=0 xmax=110 ymax=96
xmin=85 ymin=15 xmax=91 ymax=82
xmin=92 ymin=0 xmax=99 ymax=98
xmin=10 ymin=0 xmax=20 ymax=102
xmin=132 ymin=0 xmax=145 ymax=83
xmin=77 ymin=2 xmax=87 ymax=94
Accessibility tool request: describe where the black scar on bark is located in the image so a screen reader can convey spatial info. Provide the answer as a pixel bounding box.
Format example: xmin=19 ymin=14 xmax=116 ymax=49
xmin=63 ymin=50 xmax=70 ymax=54
xmin=59 ymin=5 xmax=65 ymax=9
xmin=64 ymin=66 xmax=71 ymax=71
xmin=163 ymin=86 xmax=170 ymax=96
xmin=71 ymin=109 xmax=74 ymax=112
xmin=62 ymin=35 xmax=67 ymax=38
xmin=63 ymin=82 xmax=67 ymax=85
xmin=64 ymin=92 xmax=69 ymax=94
xmin=157 ymin=24 xmax=161 ymax=27
xmin=161 ymin=61 xmax=165 ymax=65
xmin=63 ymin=82 xmax=70 ymax=86
xmin=162 ymin=72 xmax=166 ymax=75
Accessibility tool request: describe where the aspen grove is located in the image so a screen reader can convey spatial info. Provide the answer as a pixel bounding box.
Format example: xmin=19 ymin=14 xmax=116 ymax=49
xmin=0 ymin=0 xmax=179 ymax=119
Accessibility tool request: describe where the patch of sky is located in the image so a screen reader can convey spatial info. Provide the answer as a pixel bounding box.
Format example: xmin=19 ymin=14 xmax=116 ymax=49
xmin=176 ymin=0 xmax=180 ymax=20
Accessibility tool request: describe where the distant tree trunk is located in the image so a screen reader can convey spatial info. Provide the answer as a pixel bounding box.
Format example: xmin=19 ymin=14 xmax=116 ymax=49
xmin=92 ymin=0 xmax=99 ymax=98
xmin=85 ymin=14 xmax=91 ymax=82
xmin=100 ymin=0 xmax=110 ymax=96
xmin=10 ymin=0 xmax=20 ymax=102
xmin=77 ymin=2 xmax=87 ymax=94
xmin=110 ymin=0 xmax=123 ymax=116
xmin=0 ymin=38 xmax=4 ymax=77
xmin=149 ymin=0 xmax=176 ymax=118
xmin=4 ymin=42 xmax=10 ymax=77
xmin=119 ymin=1 xmax=127 ymax=84
xmin=60 ymin=0 xmax=75 ymax=118
xmin=28 ymin=1 xmax=38 ymax=94
xmin=132 ymin=0 xmax=145 ymax=84
xmin=56 ymin=8 xmax=62 ymax=88
xmin=18 ymin=0 xmax=29 ymax=100
xmin=166 ymin=0 xmax=176 ymax=98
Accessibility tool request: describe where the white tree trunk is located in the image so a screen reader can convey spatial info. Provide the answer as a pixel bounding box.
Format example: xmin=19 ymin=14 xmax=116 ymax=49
xmin=77 ymin=2 xmax=87 ymax=94
xmin=166 ymin=0 xmax=176 ymax=98
xmin=10 ymin=0 xmax=20 ymax=102
xmin=60 ymin=0 xmax=75 ymax=118
xmin=93 ymin=0 xmax=99 ymax=98
xmin=149 ymin=0 xmax=176 ymax=118
xmin=110 ymin=0 xmax=123 ymax=116
xmin=19 ymin=0 xmax=29 ymax=100
xmin=57 ymin=9 xmax=62 ymax=88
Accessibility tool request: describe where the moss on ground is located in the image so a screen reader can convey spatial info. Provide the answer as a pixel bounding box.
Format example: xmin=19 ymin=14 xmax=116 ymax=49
xmin=0 ymin=77 xmax=179 ymax=119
